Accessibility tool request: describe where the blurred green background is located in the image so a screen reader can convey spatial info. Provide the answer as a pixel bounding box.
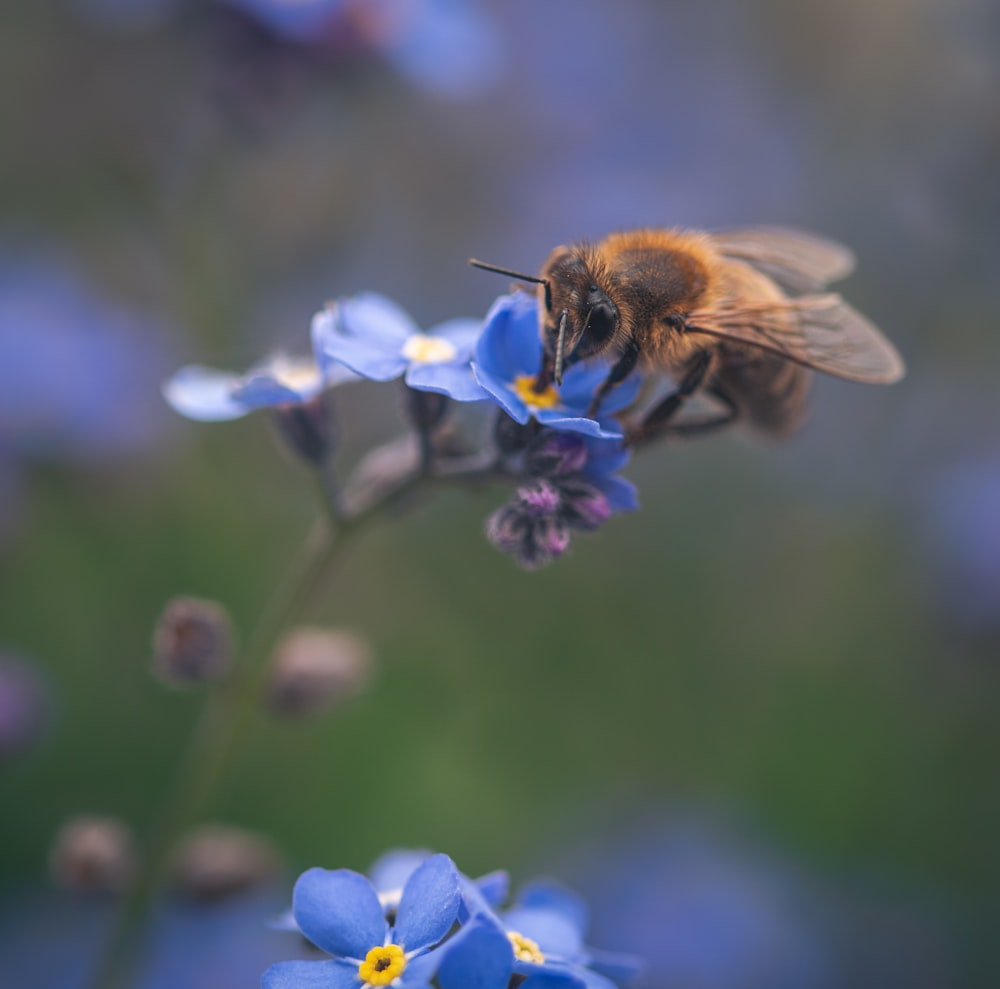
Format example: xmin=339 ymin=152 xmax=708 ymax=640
xmin=1 ymin=1 xmax=998 ymax=986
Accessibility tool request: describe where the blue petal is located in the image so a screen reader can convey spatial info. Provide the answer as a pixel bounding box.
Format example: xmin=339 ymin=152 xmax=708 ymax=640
xmin=518 ymin=967 xmax=586 ymax=989
xmin=534 ymin=411 xmax=624 ymax=439
xmin=311 ymin=300 xmax=410 ymax=382
xmin=428 ymin=317 xmax=484 ymax=355
xmin=394 ymin=854 xmax=461 ymax=952
xmin=436 ymin=914 xmax=513 ymax=989
xmin=231 ymin=373 xmax=312 ymax=408
xmin=592 ymin=474 xmax=639 ymax=513
xmin=558 ymin=361 xmax=641 ymax=415
xmin=405 ymin=362 xmax=490 ymax=402
xmin=582 ymin=436 xmax=631 ymax=476
xmin=316 ymin=335 xmax=409 ymax=382
xmin=261 ymin=958 xmax=360 ymax=989
xmin=339 ymin=293 xmax=418 ymax=345
xmin=474 ymin=293 xmax=543 ymax=380
xmin=473 ymin=870 xmax=510 ymax=909
xmin=293 ymin=868 xmax=387 ymax=959
xmin=584 ymin=947 xmax=644 ymax=983
xmin=471 ymin=363 xmax=531 ymax=423
xmin=369 ymin=849 xmax=431 ymax=895
xmin=575 ymin=967 xmax=621 ymax=989
xmin=398 ymin=950 xmax=441 ymax=987
xmin=516 ymin=880 xmax=589 ymax=938
xmin=504 ymin=907 xmax=583 ymax=959
xmin=162 ymin=366 xmax=248 ymax=422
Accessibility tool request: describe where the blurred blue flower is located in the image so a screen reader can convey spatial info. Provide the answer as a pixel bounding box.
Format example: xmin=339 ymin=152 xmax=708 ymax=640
xmin=218 ymin=0 xmax=503 ymax=100
xmin=263 ymin=853 xmax=463 ymax=989
xmin=217 ymin=0 xmax=348 ymax=44
xmin=472 ymin=294 xmax=640 ymax=440
xmin=0 ymin=253 xmax=175 ymax=464
xmin=312 ymin=294 xmax=487 ymax=402
xmin=163 ymin=353 xmax=356 ymax=422
xmin=912 ymin=448 xmax=1000 ymax=633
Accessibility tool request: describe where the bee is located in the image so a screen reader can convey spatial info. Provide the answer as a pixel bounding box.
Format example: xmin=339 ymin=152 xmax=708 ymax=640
xmin=471 ymin=227 xmax=905 ymax=442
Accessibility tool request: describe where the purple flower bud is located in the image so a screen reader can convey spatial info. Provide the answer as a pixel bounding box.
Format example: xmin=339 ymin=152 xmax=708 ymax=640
xmin=152 ymin=597 xmax=234 ymax=687
xmin=516 ymin=479 xmax=563 ymax=517
xmin=559 ymin=480 xmax=612 ymax=530
xmin=266 ymin=628 xmax=372 ymax=718
xmin=170 ymin=824 xmax=282 ymax=902
xmin=486 ymin=502 xmax=571 ymax=570
xmin=526 ymin=431 xmax=589 ymax=476
xmin=271 ymin=392 xmax=336 ymax=464
xmin=49 ymin=815 xmax=135 ymax=894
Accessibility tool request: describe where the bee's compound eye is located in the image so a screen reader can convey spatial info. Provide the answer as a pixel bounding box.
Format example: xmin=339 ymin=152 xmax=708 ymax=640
xmin=586 ymin=298 xmax=619 ymax=345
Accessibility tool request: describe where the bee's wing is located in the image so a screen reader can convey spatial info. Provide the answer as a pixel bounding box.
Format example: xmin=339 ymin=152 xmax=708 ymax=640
xmin=686 ymin=293 xmax=906 ymax=384
xmin=709 ymin=227 xmax=855 ymax=292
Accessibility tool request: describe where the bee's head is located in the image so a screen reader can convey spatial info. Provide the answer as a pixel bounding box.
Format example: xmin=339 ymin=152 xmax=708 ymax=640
xmin=540 ymin=249 xmax=620 ymax=383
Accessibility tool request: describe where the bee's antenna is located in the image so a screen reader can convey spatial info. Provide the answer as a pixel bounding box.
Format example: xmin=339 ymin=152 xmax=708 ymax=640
xmin=468 ymin=259 xmax=552 ymax=311
xmin=554 ymin=309 xmax=569 ymax=386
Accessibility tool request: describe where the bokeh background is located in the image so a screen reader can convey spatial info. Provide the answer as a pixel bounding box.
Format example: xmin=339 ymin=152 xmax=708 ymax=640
xmin=2 ymin=1 xmax=999 ymax=986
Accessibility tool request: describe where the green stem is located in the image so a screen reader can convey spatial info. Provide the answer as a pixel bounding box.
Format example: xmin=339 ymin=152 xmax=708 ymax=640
xmin=92 ymin=450 xmax=500 ymax=988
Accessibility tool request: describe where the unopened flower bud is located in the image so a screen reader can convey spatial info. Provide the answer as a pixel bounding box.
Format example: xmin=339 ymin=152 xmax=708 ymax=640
xmin=526 ymin=430 xmax=589 ymax=476
xmin=171 ymin=824 xmax=282 ymax=902
xmin=267 ymin=628 xmax=372 ymax=718
xmin=152 ymin=597 xmax=234 ymax=686
xmin=404 ymin=386 xmax=450 ymax=433
xmin=272 ymin=392 xmax=337 ymax=464
xmin=49 ymin=815 xmax=135 ymax=894
xmin=493 ymin=411 xmax=539 ymax=456
xmin=515 ymin=479 xmax=563 ymax=517
xmin=558 ymin=480 xmax=612 ymax=530
xmin=486 ymin=503 xmax=571 ymax=570
xmin=0 ymin=655 xmax=51 ymax=763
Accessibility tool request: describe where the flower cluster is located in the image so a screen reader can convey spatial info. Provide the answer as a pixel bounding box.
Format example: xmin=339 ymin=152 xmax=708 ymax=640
xmin=165 ymin=289 xmax=641 ymax=567
xmin=264 ymin=850 xmax=640 ymax=989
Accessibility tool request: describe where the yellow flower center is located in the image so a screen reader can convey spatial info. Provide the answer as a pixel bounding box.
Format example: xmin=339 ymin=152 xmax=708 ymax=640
xmin=268 ymin=356 xmax=323 ymax=393
xmin=402 ymin=333 xmax=458 ymax=364
xmin=358 ymin=944 xmax=406 ymax=987
xmin=508 ymin=931 xmax=545 ymax=964
xmin=512 ymin=374 xmax=561 ymax=411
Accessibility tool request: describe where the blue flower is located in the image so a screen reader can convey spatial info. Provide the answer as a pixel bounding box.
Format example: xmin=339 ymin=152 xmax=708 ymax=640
xmin=495 ymin=880 xmax=641 ymax=989
xmin=163 ymin=353 xmax=356 ymax=422
xmin=312 ymin=294 xmax=487 ymax=403
xmin=472 ymin=294 xmax=640 ymax=440
xmin=272 ymin=848 xmax=508 ymax=933
xmin=262 ymin=853 xmax=463 ymax=989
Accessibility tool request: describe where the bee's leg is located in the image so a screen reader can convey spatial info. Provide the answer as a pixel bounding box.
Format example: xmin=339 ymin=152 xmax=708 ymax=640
xmin=628 ymin=349 xmax=714 ymax=444
xmin=656 ymin=388 xmax=738 ymax=438
xmin=585 ymin=341 xmax=641 ymax=418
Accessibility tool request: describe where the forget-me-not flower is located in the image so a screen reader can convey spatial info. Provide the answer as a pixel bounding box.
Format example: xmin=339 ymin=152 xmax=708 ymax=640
xmin=472 ymin=293 xmax=641 ymax=440
xmin=262 ymin=853 xmax=462 ymax=989
xmin=163 ymin=352 xmax=356 ymax=422
xmin=312 ymin=293 xmax=487 ymax=403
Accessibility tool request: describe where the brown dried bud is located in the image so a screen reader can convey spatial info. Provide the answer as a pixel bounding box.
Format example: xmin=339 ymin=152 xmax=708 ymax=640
xmin=266 ymin=627 xmax=372 ymax=718
xmin=170 ymin=824 xmax=282 ymax=902
xmin=49 ymin=815 xmax=135 ymax=894
xmin=152 ymin=597 xmax=234 ymax=686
